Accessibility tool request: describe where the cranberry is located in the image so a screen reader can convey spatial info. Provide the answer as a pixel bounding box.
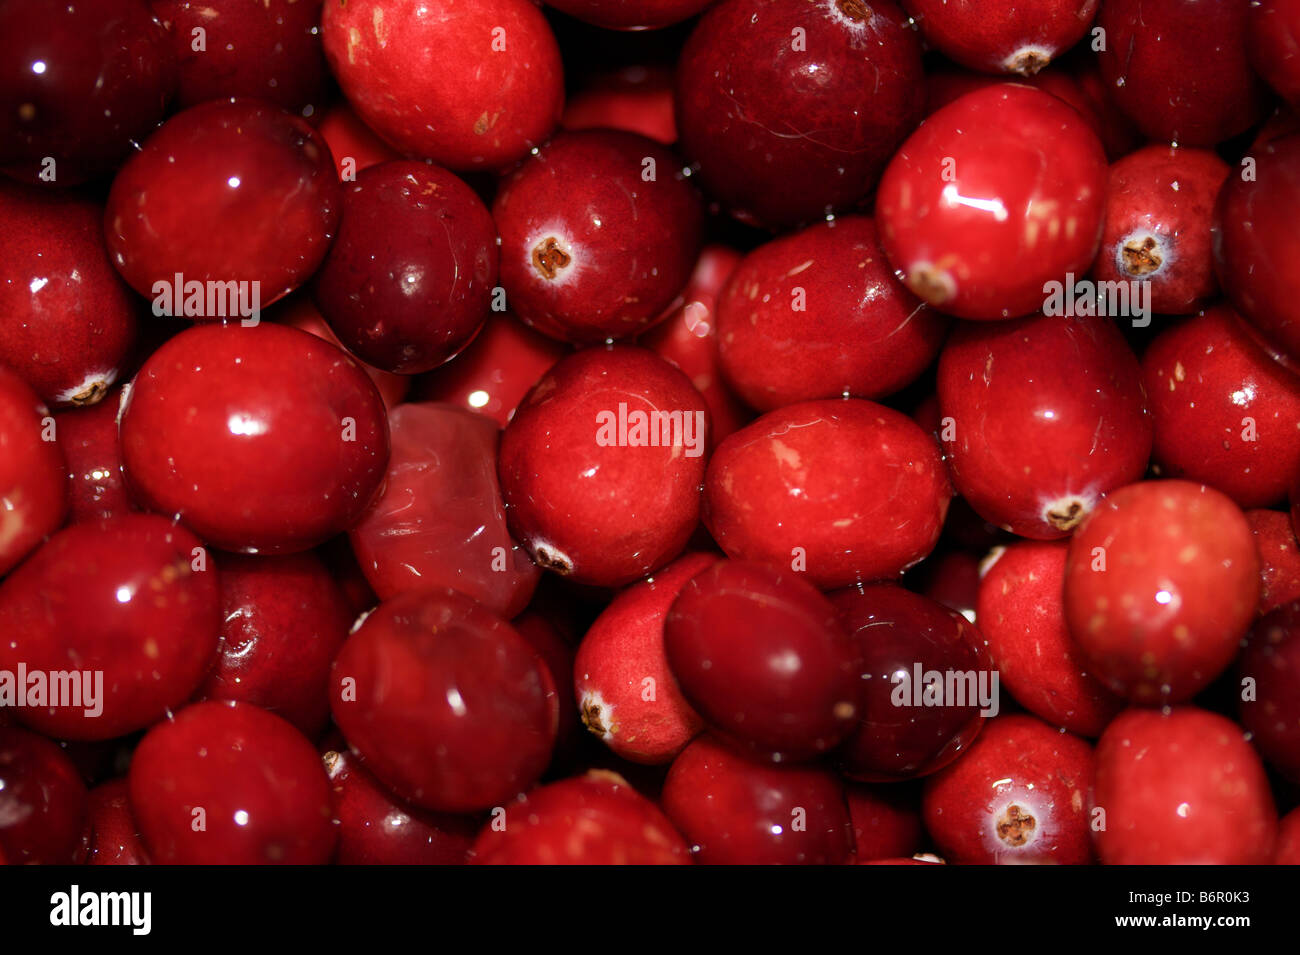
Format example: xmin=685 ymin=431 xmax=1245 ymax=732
xmin=1250 ymin=0 xmax=1300 ymax=108
xmin=876 ymin=85 xmax=1108 ymax=320
xmin=1278 ymin=808 xmax=1300 ymax=865
xmin=130 ymin=700 xmax=335 ymax=864
xmin=54 ymin=393 xmax=132 ymax=524
xmin=86 ymin=779 xmax=149 ymax=865
xmin=512 ymin=611 xmax=581 ymax=759
xmin=562 ymin=65 xmax=676 ymax=144
xmin=0 ymin=726 xmax=88 ymax=864
xmin=913 ymin=551 xmax=980 ymax=624
xmin=675 ymin=0 xmax=924 ymax=229
xmin=498 ymin=345 xmax=708 ymax=588
xmin=0 ymin=0 xmax=176 ymax=184
xmin=313 ymin=160 xmax=497 ymax=374
xmin=661 ymin=736 xmax=852 ymax=865
xmin=1067 ymin=49 xmax=1146 ymax=160
xmin=1093 ymin=706 xmax=1276 ymax=865
xmin=845 ymin=784 xmax=924 ymax=863
xmin=0 ymin=366 xmax=68 ymax=576
xmin=831 ymin=584 xmax=992 ymax=781
xmin=1248 ymin=509 xmax=1300 ymax=615
xmin=1097 ymin=0 xmax=1267 ymax=147
xmin=1064 ymin=480 xmax=1260 ymax=704
xmin=1236 ymin=600 xmax=1300 ymax=782
xmin=104 ymin=98 xmax=341 ymax=308
xmin=546 ymin=0 xmax=712 ymax=30
xmin=329 ymin=589 xmax=556 ymax=812
xmin=938 ymin=313 xmax=1152 ymax=538
xmin=0 ymin=182 xmax=137 ymax=406
xmin=705 ymin=399 xmax=951 ymax=589
xmin=0 ymin=514 xmax=218 ymax=739
xmin=926 ymin=63 xmax=1103 ymax=135
xmin=1091 ymin=145 xmax=1230 ymax=315
xmin=321 ymin=0 xmax=564 ymax=171
xmin=119 ymin=323 xmax=390 ymax=554
xmin=977 ymin=542 xmax=1123 ymax=736
xmin=902 ymin=0 xmax=1098 ymax=75
xmin=317 ymin=103 xmax=401 ymax=179
xmin=574 ymin=552 xmax=715 ymax=764
xmin=349 ymin=402 xmax=539 ymax=618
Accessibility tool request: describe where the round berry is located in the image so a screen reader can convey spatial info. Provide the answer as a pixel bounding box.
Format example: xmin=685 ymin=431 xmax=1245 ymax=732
xmin=0 ymin=366 xmax=68 ymax=576
xmin=902 ymin=0 xmax=1099 ymax=76
xmin=0 ymin=726 xmax=88 ymax=865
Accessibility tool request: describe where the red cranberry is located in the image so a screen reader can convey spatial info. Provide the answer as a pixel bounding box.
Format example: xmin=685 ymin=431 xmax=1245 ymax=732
xmin=120 ymin=323 xmax=390 ymax=554
xmin=845 ymin=784 xmax=924 ymax=863
xmin=675 ymin=0 xmax=924 ymax=229
xmin=1067 ymin=49 xmax=1146 ymax=161
xmin=0 ymin=0 xmax=176 ymax=184
xmin=313 ymin=161 xmax=497 ymax=374
xmin=104 ymin=98 xmax=341 ymax=308
xmin=472 ymin=770 xmax=690 ymax=865
xmin=1236 ymin=600 xmax=1300 ymax=782
xmin=317 ymin=102 xmax=401 ymax=178
xmin=1091 ymin=145 xmax=1230 ymax=315
xmin=349 ymin=403 xmax=539 ymax=618
xmin=1097 ymin=0 xmax=1267 ymax=146
xmin=0 ymin=726 xmax=88 ymax=864
xmin=914 ymin=551 xmax=980 ymax=624
xmin=903 ymin=0 xmax=1098 ymax=75
xmin=321 ymin=0 xmax=564 ymax=171
xmin=512 ymin=611 xmax=581 ymax=759
xmin=831 ymin=584 xmax=992 ymax=781
xmin=329 ymin=589 xmax=556 ymax=812
xmin=130 ymin=700 xmax=336 ymax=864
xmin=1278 ymin=808 xmax=1300 ymax=865
xmin=661 ymin=736 xmax=852 ymax=865
xmin=498 ymin=345 xmax=708 ymax=588
xmin=922 ymin=714 xmax=1094 ymax=864
xmin=0 ymin=514 xmax=218 ymax=739
xmin=705 ymin=399 xmax=951 ymax=589
xmin=938 ymin=313 xmax=1152 ymax=538
xmin=0 ymin=366 xmax=68 ymax=575
xmin=493 ymin=130 xmax=703 ymax=344
xmin=927 ymin=64 xmax=1102 ymax=133
xmin=574 ymin=552 xmax=715 ymax=764
xmin=562 ymin=65 xmax=676 ymax=144
xmin=1250 ymin=0 xmax=1300 ymax=108
xmin=547 ymin=0 xmax=712 ymax=29
xmin=1248 ymin=509 xmax=1300 ymax=615
xmin=86 ymin=779 xmax=149 ymax=866
xmin=876 ymin=85 xmax=1108 ymax=320
xmin=1093 ymin=706 xmax=1276 ymax=865
xmin=55 ymin=393 xmax=132 ymax=524
xmin=1064 ymin=480 xmax=1260 ymax=703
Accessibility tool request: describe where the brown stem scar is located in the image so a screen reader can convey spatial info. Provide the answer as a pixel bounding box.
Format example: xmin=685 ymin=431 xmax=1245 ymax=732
xmin=532 ymin=237 xmax=571 ymax=280
xmin=997 ymin=804 xmax=1037 ymax=846
xmin=1122 ymin=236 xmax=1163 ymax=275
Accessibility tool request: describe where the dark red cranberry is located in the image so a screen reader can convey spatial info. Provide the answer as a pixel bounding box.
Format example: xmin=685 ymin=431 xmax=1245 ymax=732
xmin=511 ymin=611 xmax=581 ymax=759
xmin=547 ymin=0 xmax=711 ymax=29
xmin=120 ymin=323 xmax=390 ymax=554
xmin=493 ymin=130 xmax=703 ymax=344
xmin=0 ymin=726 xmax=88 ymax=864
xmin=675 ymin=0 xmax=924 ymax=229
xmin=55 ymin=393 xmax=132 ymax=524
xmin=914 ymin=551 xmax=980 ymax=625
xmin=0 ymin=0 xmax=176 ymax=184
xmin=661 ymin=736 xmax=852 ymax=865
xmin=1248 ymin=509 xmax=1300 ymax=615
xmin=876 ymin=85 xmax=1108 ymax=320
xmin=1278 ymin=808 xmax=1300 ymax=864
xmin=349 ymin=403 xmax=539 ymax=618
xmin=0 ymin=514 xmax=218 ymax=739
xmin=1097 ymin=0 xmax=1267 ymax=146
xmin=321 ymin=0 xmax=564 ymax=171
xmin=926 ymin=64 xmax=1102 ymax=134
xmin=86 ymin=779 xmax=149 ymax=865
xmin=1250 ymin=0 xmax=1300 ymax=108
xmin=1093 ymin=706 xmax=1276 ymax=865
xmin=562 ymin=65 xmax=676 ymax=144
xmin=0 ymin=366 xmax=68 ymax=575
xmin=498 ymin=345 xmax=708 ymax=588
xmin=1064 ymin=480 xmax=1260 ymax=703
xmin=705 ymin=399 xmax=951 ymax=589
xmin=130 ymin=700 xmax=336 ymax=864
xmin=472 ymin=770 xmax=690 ymax=865
xmin=845 ymin=784 xmax=923 ymax=863
xmin=903 ymin=0 xmax=1098 ymax=75
xmin=313 ymin=161 xmax=497 ymax=374
xmin=316 ymin=534 xmax=380 ymax=620
xmin=831 ymin=584 xmax=992 ymax=781
xmin=1091 ymin=145 xmax=1230 ymax=315
xmin=1067 ymin=50 xmax=1146 ymax=160
xmin=329 ymin=589 xmax=556 ymax=812
xmin=104 ymin=98 xmax=341 ymax=308
xmin=317 ymin=102 xmax=401 ymax=179
xmin=1237 ymin=600 xmax=1300 ymax=782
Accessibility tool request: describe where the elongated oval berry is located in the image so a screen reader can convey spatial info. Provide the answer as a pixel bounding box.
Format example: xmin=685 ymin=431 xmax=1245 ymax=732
xmin=0 ymin=366 xmax=68 ymax=576
xmin=1236 ymin=600 xmax=1300 ymax=782
xmin=902 ymin=0 xmax=1099 ymax=76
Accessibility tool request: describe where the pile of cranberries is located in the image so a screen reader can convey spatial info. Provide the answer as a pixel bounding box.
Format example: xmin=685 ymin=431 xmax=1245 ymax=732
xmin=4 ymin=0 xmax=1300 ymax=868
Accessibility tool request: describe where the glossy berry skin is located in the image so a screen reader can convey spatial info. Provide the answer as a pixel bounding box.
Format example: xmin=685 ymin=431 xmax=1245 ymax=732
xmin=321 ymin=0 xmax=563 ymax=171
xmin=977 ymin=542 xmax=1123 ymax=737
xmin=1248 ymin=509 xmax=1300 ymax=615
xmin=329 ymin=589 xmax=557 ymax=813
xmin=104 ymin=99 xmax=341 ymax=308
xmin=86 ymin=779 xmax=148 ymax=866
xmin=493 ymin=130 xmax=703 ymax=344
xmin=545 ymin=0 xmax=712 ymax=29
xmin=675 ymin=0 xmax=924 ymax=229
xmin=1093 ymin=707 xmax=1276 ymax=865
xmin=845 ymin=784 xmax=924 ymax=863
xmin=705 ymin=399 xmax=951 ymax=589
xmin=512 ymin=611 xmax=580 ymax=758
xmin=0 ymin=182 xmax=137 ymax=407
xmin=0 ymin=366 xmax=68 ymax=576
xmin=1250 ymin=0 xmax=1300 ymax=108
xmin=1091 ymin=146 xmax=1230 ymax=316
xmin=665 ymin=561 xmax=861 ymax=762
xmin=902 ymin=0 xmax=1098 ymax=75
xmin=0 ymin=515 xmax=218 ymax=740
xmin=831 ymin=584 xmax=991 ymax=782
xmin=574 ymin=552 xmax=715 ymax=765
xmin=498 ymin=345 xmax=709 ymax=588
xmin=716 ymin=217 xmax=947 ymax=412
xmin=1097 ymin=0 xmax=1267 ymax=147
xmin=349 ymin=403 xmax=539 ymax=619
xmin=1064 ymin=481 xmax=1260 ymax=704
xmin=1142 ymin=306 xmax=1300 ymax=509
xmin=877 ymin=85 xmax=1107 ymax=320
xmin=55 ymin=394 xmax=133 ymax=523
xmin=661 ymin=736 xmax=852 ymax=865
xmin=922 ymin=715 xmax=1094 ymax=865
xmin=938 ymin=314 xmax=1153 ymax=538
xmin=0 ymin=0 xmax=177 ymax=184
xmin=314 ymin=161 xmax=497 ymax=374
xmin=0 ymin=727 xmax=88 ymax=865
xmin=120 ymin=323 xmax=390 ymax=554
xmin=130 ymin=701 xmax=336 ymax=864
xmin=1236 ymin=601 xmax=1300 ymax=782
